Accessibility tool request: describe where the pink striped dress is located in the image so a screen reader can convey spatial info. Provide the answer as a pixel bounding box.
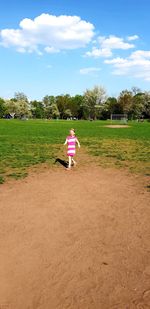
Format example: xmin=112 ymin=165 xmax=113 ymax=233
xmin=67 ymin=135 xmax=77 ymax=157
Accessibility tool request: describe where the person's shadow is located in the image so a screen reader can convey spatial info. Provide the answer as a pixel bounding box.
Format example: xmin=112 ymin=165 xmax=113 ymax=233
xmin=55 ymin=158 xmax=68 ymax=168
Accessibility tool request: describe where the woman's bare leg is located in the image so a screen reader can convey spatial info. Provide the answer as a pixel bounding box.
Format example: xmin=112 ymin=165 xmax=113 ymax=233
xmin=72 ymin=158 xmax=77 ymax=166
xmin=68 ymin=156 xmax=72 ymax=169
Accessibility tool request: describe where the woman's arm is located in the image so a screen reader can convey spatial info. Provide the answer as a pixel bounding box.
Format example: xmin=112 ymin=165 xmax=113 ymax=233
xmin=64 ymin=139 xmax=67 ymax=145
xmin=76 ymin=138 xmax=80 ymax=148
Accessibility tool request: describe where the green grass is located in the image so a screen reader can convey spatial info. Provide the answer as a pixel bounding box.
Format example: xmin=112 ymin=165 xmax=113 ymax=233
xmin=0 ymin=119 xmax=150 ymax=182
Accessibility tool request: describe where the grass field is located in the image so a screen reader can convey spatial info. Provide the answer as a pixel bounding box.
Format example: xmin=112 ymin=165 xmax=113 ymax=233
xmin=0 ymin=119 xmax=150 ymax=183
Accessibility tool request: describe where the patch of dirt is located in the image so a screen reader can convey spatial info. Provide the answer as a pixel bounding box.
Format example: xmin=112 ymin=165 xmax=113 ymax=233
xmin=0 ymin=153 xmax=150 ymax=309
xmin=105 ymin=125 xmax=130 ymax=128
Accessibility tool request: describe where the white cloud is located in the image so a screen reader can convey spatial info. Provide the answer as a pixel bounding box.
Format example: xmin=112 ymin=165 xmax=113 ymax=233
xmin=0 ymin=13 xmax=94 ymax=53
xmin=127 ymin=35 xmax=139 ymax=41
xmin=85 ymin=35 xmax=135 ymax=58
xmin=99 ymin=35 xmax=135 ymax=50
xmin=79 ymin=67 xmax=101 ymax=75
xmin=85 ymin=47 xmax=112 ymax=58
xmin=130 ymin=50 xmax=150 ymax=59
xmin=105 ymin=50 xmax=150 ymax=81
xmin=44 ymin=46 xmax=60 ymax=54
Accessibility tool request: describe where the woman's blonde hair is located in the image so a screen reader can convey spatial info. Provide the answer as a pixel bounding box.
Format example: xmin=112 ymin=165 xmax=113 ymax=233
xmin=70 ymin=128 xmax=75 ymax=134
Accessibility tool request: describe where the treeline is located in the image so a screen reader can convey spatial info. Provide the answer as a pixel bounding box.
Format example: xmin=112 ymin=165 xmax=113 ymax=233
xmin=0 ymin=86 xmax=150 ymax=120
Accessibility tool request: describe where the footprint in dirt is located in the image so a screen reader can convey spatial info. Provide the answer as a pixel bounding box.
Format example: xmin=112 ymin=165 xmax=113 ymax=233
xmin=110 ymin=304 xmax=130 ymax=309
xmin=143 ymin=266 xmax=150 ymax=276
xmin=111 ymin=303 xmax=148 ymax=309
xmin=111 ymin=291 xmax=150 ymax=309
xmin=143 ymin=289 xmax=150 ymax=306
xmin=133 ymin=289 xmax=150 ymax=309
xmin=134 ymin=303 xmax=149 ymax=309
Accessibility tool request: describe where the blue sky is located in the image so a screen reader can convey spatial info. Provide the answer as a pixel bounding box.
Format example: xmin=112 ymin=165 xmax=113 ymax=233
xmin=0 ymin=0 xmax=150 ymax=100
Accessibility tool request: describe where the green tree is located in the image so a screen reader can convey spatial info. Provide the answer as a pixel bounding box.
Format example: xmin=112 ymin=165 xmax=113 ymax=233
xmin=69 ymin=95 xmax=84 ymax=118
xmin=131 ymin=93 xmax=145 ymax=119
xmin=55 ymin=94 xmax=71 ymax=119
xmin=43 ymin=95 xmax=55 ymax=119
xmin=17 ymin=101 xmax=30 ymax=118
xmin=64 ymin=108 xmax=72 ymax=119
xmin=84 ymin=86 xmax=107 ymax=119
xmin=0 ymin=98 xmax=6 ymax=118
xmin=143 ymin=92 xmax=150 ymax=118
xmin=14 ymin=92 xmax=28 ymax=103
xmin=118 ymin=90 xmax=133 ymax=115
xmin=12 ymin=92 xmax=30 ymax=118
xmin=51 ymin=103 xmax=60 ymax=119
xmin=30 ymin=100 xmax=45 ymax=119
xmin=5 ymin=99 xmax=19 ymax=117
xmin=101 ymin=97 xmax=121 ymax=119
xmin=43 ymin=95 xmax=55 ymax=106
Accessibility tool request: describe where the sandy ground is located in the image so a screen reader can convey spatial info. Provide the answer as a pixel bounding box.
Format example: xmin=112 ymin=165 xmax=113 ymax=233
xmin=105 ymin=125 xmax=130 ymax=128
xmin=0 ymin=155 xmax=150 ymax=309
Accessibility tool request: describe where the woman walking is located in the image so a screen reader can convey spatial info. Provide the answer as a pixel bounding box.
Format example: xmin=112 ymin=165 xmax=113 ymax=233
xmin=64 ymin=128 xmax=80 ymax=170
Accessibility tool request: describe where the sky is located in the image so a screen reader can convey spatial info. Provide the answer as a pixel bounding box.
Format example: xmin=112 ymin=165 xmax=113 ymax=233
xmin=0 ymin=0 xmax=150 ymax=100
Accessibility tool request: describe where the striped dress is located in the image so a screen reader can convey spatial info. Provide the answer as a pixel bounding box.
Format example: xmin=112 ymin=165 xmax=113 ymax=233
xmin=67 ymin=135 xmax=77 ymax=157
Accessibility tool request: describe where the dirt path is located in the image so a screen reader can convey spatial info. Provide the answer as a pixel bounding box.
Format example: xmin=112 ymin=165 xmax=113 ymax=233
xmin=0 ymin=154 xmax=150 ymax=309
